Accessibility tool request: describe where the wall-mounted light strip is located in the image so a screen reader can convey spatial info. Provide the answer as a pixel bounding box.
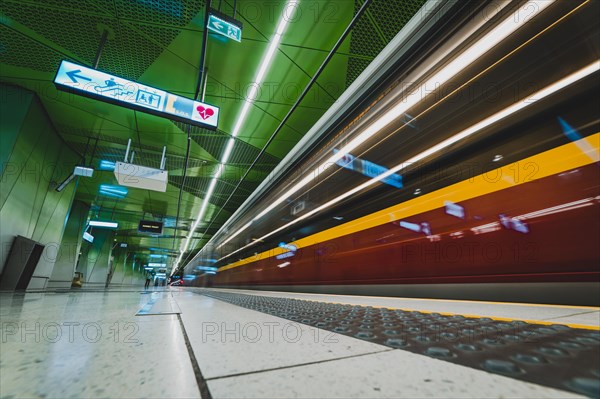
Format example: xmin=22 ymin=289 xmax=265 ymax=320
xmin=173 ymin=1 xmax=299 ymax=273
xmin=219 ymin=61 xmax=599 ymax=261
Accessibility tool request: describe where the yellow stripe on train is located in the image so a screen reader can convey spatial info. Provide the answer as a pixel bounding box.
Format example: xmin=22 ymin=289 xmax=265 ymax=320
xmin=220 ymin=133 xmax=600 ymax=272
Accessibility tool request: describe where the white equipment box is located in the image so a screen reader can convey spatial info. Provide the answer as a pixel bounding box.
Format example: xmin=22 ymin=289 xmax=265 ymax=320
xmin=114 ymin=162 xmax=168 ymax=192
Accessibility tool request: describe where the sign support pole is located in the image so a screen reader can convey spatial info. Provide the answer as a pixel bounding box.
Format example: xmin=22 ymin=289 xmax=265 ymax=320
xmin=195 ymin=0 xmax=212 ymax=101
xmin=93 ymin=29 xmax=109 ymax=69
xmin=172 ymin=0 xmax=212 ymax=265
xmin=124 ymin=138 xmax=132 ymax=163
xmin=160 ymin=146 xmax=167 ymax=170
xmin=202 ymin=67 xmax=209 ymax=102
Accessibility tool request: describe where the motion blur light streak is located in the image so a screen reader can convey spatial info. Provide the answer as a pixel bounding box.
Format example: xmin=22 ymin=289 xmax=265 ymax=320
xmin=219 ymin=61 xmax=599 ymax=261
xmin=558 ymin=117 xmax=599 ymax=162
xmin=217 ymin=221 xmax=252 ymax=249
xmin=174 ymin=0 xmax=300 ymax=274
xmin=517 ymin=197 xmax=597 ymax=220
xmin=249 ymin=0 xmax=554 ymax=224
xmin=471 ymin=223 xmax=501 ymax=235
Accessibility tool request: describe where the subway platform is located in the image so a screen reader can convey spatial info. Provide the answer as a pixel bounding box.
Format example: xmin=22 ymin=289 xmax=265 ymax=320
xmin=1 ymin=287 xmax=599 ymax=398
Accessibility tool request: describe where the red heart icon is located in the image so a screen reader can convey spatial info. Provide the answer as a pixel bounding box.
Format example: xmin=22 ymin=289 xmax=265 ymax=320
xmin=196 ymin=105 xmax=215 ymax=120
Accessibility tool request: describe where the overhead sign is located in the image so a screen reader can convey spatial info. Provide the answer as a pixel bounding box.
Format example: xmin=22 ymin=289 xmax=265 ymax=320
xmin=82 ymin=232 xmax=94 ymax=243
xmin=114 ymin=162 xmax=168 ymax=192
xmin=54 ymin=60 xmax=220 ymax=129
xmin=334 ymin=150 xmax=403 ymax=189
xmin=207 ymin=11 xmax=242 ymax=42
xmin=138 ymin=220 xmax=164 ymax=235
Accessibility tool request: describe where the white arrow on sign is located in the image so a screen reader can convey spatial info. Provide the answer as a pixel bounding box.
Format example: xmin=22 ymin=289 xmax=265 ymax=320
xmin=212 ymin=20 xmax=223 ymax=30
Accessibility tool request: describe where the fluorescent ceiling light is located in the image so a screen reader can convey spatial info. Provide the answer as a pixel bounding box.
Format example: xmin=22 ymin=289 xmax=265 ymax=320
xmin=148 ymin=263 xmax=166 ymax=267
xmin=173 ymin=1 xmax=298 ymax=273
xmin=220 ymin=61 xmax=598 ymax=261
xmin=221 ymin=138 xmax=236 ymax=166
xmin=89 ymin=220 xmax=119 ymax=229
xmin=99 ymin=160 xmax=116 ymax=171
xmin=99 ymin=184 xmax=128 ymax=198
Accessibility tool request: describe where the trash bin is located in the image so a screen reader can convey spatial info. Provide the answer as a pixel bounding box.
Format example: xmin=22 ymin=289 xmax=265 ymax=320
xmin=71 ymin=272 xmax=83 ymax=288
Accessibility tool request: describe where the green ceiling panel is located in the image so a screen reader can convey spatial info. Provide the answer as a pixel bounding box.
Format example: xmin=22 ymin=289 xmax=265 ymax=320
xmin=1 ymin=0 xmax=422 ymax=267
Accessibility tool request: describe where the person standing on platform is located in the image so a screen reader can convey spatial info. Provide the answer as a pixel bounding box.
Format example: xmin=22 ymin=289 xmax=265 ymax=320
xmin=144 ymin=273 xmax=151 ymax=290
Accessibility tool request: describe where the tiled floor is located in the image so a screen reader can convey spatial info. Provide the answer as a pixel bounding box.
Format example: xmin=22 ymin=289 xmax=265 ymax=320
xmin=1 ymin=287 xmax=597 ymax=398
xmin=0 ymin=289 xmax=198 ymax=399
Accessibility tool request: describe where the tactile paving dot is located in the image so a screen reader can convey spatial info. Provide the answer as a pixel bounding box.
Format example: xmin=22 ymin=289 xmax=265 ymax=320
xmin=198 ymin=290 xmax=600 ymax=396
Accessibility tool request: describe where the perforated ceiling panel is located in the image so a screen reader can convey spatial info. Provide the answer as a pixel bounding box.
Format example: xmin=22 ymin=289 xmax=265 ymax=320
xmin=0 ymin=26 xmax=66 ymax=72
xmin=346 ymin=0 xmax=427 ymax=87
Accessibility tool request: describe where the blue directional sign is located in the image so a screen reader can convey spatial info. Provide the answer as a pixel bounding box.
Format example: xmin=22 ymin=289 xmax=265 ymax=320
xmin=54 ymin=60 xmax=220 ymax=129
xmin=334 ymin=149 xmax=403 ymax=189
xmin=207 ymin=13 xmax=242 ymax=42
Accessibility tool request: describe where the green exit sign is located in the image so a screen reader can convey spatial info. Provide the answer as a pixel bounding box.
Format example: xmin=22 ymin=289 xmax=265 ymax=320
xmin=207 ymin=11 xmax=242 ymax=42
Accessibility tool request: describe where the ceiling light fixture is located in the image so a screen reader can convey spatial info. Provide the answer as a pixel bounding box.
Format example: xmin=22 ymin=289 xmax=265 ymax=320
xmin=88 ymin=220 xmax=119 ymax=229
xmin=173 ymin=0 xmax=300 ymax=273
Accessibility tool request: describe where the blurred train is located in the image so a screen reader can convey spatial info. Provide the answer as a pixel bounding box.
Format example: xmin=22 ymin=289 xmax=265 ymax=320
xmin=183 ymin=0 xmax=600 ymax=305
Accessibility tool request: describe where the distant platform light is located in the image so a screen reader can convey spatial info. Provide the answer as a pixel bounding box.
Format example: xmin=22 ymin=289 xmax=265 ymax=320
xmin=89 ymin=220 xmax=119 ymax=229
xmin=493 ymin=154 xmax=503 ymax=162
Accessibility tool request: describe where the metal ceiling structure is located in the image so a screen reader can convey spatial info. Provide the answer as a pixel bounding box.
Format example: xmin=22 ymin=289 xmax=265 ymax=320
xmin=0 ymin=0 xmax=426 ymax=270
